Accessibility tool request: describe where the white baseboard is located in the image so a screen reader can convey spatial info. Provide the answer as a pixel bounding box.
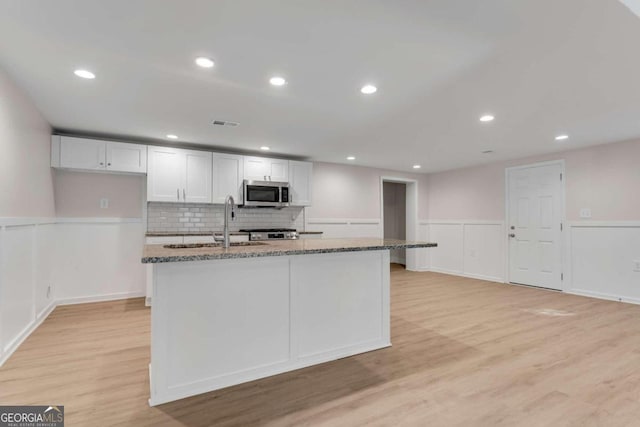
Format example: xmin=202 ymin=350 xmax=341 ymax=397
xmin=566 ymin=289 xmax=640 ymax=306
xmin=0 ymin=301 xmax=56 ymax=367
xmin=56 ymin=291 xmax=146 ymax=306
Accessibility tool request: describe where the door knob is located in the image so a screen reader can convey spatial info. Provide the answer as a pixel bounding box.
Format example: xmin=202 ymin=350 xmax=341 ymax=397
xmin=509 ymin=233 xmax=516 ymax=238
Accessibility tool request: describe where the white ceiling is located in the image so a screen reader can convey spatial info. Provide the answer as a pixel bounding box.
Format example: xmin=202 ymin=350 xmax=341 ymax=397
xmin=1 ymin=0 xmax=639 ymax=173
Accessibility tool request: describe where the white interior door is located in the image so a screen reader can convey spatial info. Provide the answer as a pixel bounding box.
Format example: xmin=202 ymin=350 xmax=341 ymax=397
xmin=508 ymin=163 xmax=564 ymax=290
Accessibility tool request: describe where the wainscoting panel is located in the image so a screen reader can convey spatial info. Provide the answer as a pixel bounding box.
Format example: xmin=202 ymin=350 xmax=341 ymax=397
xmin=463 ymin=223 xmax=505 ymax=282
xmin=305 ymin=219 xmax=382 ymax=239
xmin=34 ymin=224 xmax=56 ymax=317
xmin=422 ymin=221 xmax=505 ymax=283
xmin=569 ymin=223 xmax=640 ymax=304
xmin=428 ymin=223 xmax=464 ymax=275
xmin=0 ymin=225 xmax=35 ymax=356
xmin=54 ymin=222 xmax=146 ymax=304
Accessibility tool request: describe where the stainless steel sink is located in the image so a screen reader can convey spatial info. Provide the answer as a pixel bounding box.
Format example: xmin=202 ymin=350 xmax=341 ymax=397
xmin=163 ymin=242 xmax=267 ymax=249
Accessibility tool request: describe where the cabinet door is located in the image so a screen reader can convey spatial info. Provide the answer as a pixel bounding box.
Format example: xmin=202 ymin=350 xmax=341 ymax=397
xmin=147 ymin=147 xmax=184 ymax=202
xmin=289 ymin=161 xmax=313 ymax=206
xmin=184 ymin=150 xmax=212 ymax=203
xmin=59 ymin=136 xmax=106 ymax=170
xmin=268 ymin=159 xmax=289 ymax=182
xmin=106 ymin=142 xmax=147 ymax=173
xmin=243 ymin=156 xmax=269 ymax=181
xmin=213 ymin=153 xmax=244 ymax=203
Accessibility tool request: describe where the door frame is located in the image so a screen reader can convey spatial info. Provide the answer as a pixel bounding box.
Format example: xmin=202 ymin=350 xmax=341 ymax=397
xmin=504 ymin=159 xmax=567 ymax=290
xmin=379 ymin=177 xmax=419 ymax=271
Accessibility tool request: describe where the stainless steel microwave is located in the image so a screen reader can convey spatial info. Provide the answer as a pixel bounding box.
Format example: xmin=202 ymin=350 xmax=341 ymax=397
xmin=242 ymin=180 xmax=290 ymax=208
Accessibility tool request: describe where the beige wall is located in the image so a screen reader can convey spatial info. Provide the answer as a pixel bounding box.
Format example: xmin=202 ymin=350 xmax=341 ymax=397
xmin=54 ymin=170 xmax=144 ymax=218
xmin=427 ymin=139 xmax=640 ymax=222
xmin=307 ymin=162 xmax=428 ymax=219
xmin=0 ymin=67 xmax=55 ymax=217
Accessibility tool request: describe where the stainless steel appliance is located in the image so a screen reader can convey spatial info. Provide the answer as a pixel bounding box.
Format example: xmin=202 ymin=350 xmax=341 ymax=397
xmin=242 ymin=180 xmax=290 ymax=208
xmin=240 ymin=228 xmax=299 ymax=241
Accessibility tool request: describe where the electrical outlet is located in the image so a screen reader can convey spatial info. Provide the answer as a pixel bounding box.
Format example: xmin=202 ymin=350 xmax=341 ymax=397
xmin=100 ymin=198 xmax=109 ymax=209
xmin=579 ymin=208 xmax=592 ymax=219
xmin=634 ymin=260 xmax=640 ymax=272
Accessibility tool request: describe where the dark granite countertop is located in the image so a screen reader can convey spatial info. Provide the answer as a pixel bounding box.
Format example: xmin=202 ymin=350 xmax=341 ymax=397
xmin=142 ymin=238 xmax=437 ymax=264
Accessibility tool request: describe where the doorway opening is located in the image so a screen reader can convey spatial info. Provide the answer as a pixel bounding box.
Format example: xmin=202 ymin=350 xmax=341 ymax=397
xmin=383 ymin=182 xmax=407 ymax=266
xmin=380 ymin=177 xmax=419 ymax=271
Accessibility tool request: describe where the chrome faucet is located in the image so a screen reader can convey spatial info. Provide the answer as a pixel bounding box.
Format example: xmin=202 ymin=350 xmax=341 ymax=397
xmin=214 ymin=195 xmax=235 ymax=248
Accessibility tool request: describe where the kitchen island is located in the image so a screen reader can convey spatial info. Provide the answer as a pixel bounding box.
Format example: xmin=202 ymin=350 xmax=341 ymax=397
xmin=142 ymin=238 xmax=436 ymax=406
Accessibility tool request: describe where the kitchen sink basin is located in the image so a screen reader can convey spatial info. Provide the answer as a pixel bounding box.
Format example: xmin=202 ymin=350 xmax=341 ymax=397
xmin=163 ymin=241 xmax=267 ymax=249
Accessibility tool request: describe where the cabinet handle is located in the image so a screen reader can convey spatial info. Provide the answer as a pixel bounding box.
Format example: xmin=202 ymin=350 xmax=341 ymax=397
xmin=183 ymin=189 xmax=186 ymax=200
xmin=264 ymin=175 xmax=266 ymax=181
xmin=177 ymin=189 xmax=180 ymax=200
xmin=99 ymin=162 xmax=104 ymax=166
xmin=107 ymin=162 xmax=111 ymax=166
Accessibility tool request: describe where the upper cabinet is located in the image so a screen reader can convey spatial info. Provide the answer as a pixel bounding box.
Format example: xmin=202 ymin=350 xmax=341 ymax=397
xmin=147 ymin=146 xmax=212 ymax=203
xmin=244 ymin=156 xmax=288 ymax=182
xmin=52 ymin=136 xmax=147 ymax=174
xmin=52 ymin=136 xmax=312 ymax=206
xmin=212 ymin=153 xmax=244 ymax=203
xmin=288 ymin=161 xmax=313 ymax=206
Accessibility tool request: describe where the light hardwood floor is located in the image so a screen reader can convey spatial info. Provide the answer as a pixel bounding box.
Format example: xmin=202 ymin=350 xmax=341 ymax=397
xmin=2 ymin=265 xmax=640 ymax=426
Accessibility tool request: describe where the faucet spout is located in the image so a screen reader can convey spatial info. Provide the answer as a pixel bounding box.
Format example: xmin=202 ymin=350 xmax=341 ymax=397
xmin=222 ymin=195 xmax=235 ymax=248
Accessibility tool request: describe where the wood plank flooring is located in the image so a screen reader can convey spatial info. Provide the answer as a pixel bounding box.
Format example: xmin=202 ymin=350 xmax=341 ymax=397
xmin=2 ymin=265 xmax=640 ymax=426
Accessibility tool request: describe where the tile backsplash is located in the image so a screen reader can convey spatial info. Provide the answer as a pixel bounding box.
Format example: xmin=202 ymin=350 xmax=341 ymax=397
xmin=147 ymin=202 xmax=305 ymax=233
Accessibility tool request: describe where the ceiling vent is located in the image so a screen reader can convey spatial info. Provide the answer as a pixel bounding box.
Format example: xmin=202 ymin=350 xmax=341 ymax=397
xmin=212 ymin=120 xmax=239 ymax=127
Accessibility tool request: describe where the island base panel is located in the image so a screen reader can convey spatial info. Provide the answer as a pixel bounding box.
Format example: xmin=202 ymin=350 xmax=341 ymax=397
xmin=149 ymin=250 xmax=391 ymax=406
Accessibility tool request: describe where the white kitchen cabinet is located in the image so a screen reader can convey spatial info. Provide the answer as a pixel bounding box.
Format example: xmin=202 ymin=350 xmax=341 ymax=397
xmin=184 ymin=150 xmax=213 ymax=203
xmin=60 ymin=136 xmax=106 ymax=170
xmin=105 ymin=141 xmax=147 ymax=173
xmin=56 ymin=136 xmax=147 ymax=173
xmin=243 ymin=156 xmax=288 ymax=182
xmin=213 ymin=153 xmax=244 ymax=203
xmin=288 ymin=160 xmax=313 ymax=206
xmin=147 ymin=147 xmax=212 ymax=203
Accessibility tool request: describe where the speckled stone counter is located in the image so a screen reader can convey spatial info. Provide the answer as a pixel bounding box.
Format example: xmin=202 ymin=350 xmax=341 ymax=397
xmin=142 ymin=238 xmax=436 ymax=263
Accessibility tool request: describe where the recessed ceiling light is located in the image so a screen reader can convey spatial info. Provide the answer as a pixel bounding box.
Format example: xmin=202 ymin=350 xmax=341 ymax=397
xmin=166 ymin=134 xmax=178 ymax=139
xmin=479 ymin=115 xmax=495 ymax=122
xmin=347 ymin=156 xmax=356 ymax=160
xmin=413 ymin=165 xmax=421 ymax=169
xmin=555 ymin=134 xmax=569 ymax=141
xmin=195 ymin=57 xmax=214 ymax=68
xmin=74 ymin=69 xmax=95 ymax=79
xmin=269 ymin=76 xmax=286 ymax=86
xmin=360 ymin=85 xmax=377 ymax=95
xmin=260 ymin=146 xmax=270 ymax=151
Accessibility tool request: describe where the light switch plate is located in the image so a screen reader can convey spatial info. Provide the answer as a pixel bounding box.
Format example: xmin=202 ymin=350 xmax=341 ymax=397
xmin=634 ymin=260 xmax=640 ymax=272
xmin=100 ymin=198 xmax=109 ymax=209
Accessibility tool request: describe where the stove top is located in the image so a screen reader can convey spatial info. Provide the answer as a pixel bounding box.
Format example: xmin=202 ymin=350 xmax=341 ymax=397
xmin=240 ymin=228 xmax=298 ymax=241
